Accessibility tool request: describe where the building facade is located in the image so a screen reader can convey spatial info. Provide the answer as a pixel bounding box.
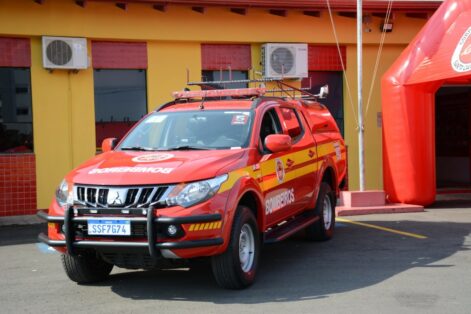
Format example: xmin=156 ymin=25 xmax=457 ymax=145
xmin=0 ymin=0 xmax=439 ymax=215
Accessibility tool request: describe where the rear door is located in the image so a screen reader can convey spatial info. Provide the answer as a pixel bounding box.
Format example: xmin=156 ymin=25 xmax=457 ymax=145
xmin=277 ymin=106 xmax=318 ymax=213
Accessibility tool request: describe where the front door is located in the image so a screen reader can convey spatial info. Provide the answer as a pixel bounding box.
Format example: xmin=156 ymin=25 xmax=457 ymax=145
xmin=258 ymin=105 xmax=317 ymax=227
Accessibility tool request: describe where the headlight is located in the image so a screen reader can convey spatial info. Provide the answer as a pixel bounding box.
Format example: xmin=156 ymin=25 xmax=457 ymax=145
xmin=166 ymin=174 xmax=228 ymax=208
xmin=55 ymin=179 xmax=69 ymax=207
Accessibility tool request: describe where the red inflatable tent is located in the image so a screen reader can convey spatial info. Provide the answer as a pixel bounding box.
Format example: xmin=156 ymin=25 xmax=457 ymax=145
xmin=382 ymin=0 xmax=471 ymax=206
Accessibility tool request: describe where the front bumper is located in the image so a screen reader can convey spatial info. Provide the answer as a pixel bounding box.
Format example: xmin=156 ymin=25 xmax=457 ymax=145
xmin=37 ymin=208 xmax=223 ymax=258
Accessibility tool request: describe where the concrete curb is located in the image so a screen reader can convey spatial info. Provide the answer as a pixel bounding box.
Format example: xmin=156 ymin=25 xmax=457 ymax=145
xmin=0 ymin=214 xmax=43 ymax=226
xmin=336 ymin=204 xmax=424 ymax=216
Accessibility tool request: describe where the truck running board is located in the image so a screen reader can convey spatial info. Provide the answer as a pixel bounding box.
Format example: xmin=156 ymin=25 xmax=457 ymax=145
xmin=264 ymin=211 xmax=320 ymax=244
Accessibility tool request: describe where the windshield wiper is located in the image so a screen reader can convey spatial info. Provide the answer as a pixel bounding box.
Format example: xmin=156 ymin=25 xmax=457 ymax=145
xmin=121 ymin=146 xmax=155 ymax=151
xmin=167 ymin=145 xmax=210 ymax=151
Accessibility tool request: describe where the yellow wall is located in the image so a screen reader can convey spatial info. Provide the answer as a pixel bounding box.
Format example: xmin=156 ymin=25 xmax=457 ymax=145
xmin=0 ymin=0 xmax=428 ymax=207
xmin=343 ymin=44 xmax=408 ymax=190
xmin=147 ymin=42 xmax=202 ymax=110
xmin=30 ymin=38 xmax=96 ymax=208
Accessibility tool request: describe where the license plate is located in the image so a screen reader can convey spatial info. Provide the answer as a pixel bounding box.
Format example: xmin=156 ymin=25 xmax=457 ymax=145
xmin=87 ymin=219 xmax=131 ymax=236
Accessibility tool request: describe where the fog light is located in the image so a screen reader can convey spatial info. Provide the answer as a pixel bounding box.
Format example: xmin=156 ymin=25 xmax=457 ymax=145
xmin=167 ymin=225 xmax=178 ymax=236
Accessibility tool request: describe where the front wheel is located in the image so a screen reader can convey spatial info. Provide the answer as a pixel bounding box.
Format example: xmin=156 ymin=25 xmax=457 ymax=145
xmin=61 ymin=252 xmax=113 ymax=284
xmin=306 ymin=182 xmax=335 ymax=241
xmin=211 ymin=206 xmax=260 ymax=289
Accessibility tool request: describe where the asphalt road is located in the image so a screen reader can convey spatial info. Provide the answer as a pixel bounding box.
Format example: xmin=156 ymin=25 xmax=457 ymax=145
xmin=1 ymin=203 xmax=470 ymax=314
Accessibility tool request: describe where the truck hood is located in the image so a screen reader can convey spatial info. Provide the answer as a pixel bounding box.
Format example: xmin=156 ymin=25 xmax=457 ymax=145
xmin=69 ymin=150 xmax=246 ymax=186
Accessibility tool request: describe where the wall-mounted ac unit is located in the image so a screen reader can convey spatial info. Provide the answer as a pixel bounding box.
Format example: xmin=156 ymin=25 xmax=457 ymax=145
xmin=262 ymin=43 xmax=308 ymax=79
xmin=42 ymin=36 xmax=88 ymax=70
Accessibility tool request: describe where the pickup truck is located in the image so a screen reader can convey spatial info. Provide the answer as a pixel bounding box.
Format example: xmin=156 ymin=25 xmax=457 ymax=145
xmin=38 ymin=86 xmax=347 ymax=289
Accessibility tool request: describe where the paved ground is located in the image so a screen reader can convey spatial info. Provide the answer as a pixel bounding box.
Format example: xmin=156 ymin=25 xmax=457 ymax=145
xmin=0 ymin=202 xmax=470 ymax=314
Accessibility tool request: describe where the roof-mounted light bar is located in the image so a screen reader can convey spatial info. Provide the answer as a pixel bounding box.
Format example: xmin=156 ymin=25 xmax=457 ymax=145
xmin=172 ymin=88 xmax=266 ymax=100
xmin=186 ymin=78 xmax=281 ymax=86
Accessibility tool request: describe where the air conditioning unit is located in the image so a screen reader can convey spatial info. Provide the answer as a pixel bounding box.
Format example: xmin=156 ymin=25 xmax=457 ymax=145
xmin=42 ymin=36 xmax=88 ymax=70
xmin=262 ymin=43 xmax=308 ymax=78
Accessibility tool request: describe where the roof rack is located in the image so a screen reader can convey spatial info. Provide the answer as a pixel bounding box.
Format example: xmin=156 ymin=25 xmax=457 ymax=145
xmin=159 ymin=73 xmax=328 ymax=112
xmin=186 ymin=77 xmax=325 ymax=101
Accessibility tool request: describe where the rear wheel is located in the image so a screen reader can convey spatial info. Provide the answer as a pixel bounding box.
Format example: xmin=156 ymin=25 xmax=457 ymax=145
xmin=61 ymin=252 xmax=113 ymax=284
xmin=306 ymin=182 xmax=335 ymax=241
xmin=211 ymin=206 xmax=260 ymax=289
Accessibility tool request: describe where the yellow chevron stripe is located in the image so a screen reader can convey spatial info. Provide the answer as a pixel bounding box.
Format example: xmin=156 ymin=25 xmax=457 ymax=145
xmin=219 ymin=166 xmax=257 ymax=193
xmin=217 ymin=143 xmax=344 ymax=194
xmin=188 ymin=221 xmax=223 ymax=232
xmin=297 ymin=162 xmax=318 ymax=178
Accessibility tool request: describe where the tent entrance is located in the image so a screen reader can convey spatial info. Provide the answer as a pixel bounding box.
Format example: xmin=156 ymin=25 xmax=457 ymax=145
xmin=435 ymin=85 xmax=471 ymax=190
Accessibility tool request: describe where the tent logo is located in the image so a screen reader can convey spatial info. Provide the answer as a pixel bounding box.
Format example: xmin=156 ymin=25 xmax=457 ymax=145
xmin=452 ymin=26 xmax=471 ymax=72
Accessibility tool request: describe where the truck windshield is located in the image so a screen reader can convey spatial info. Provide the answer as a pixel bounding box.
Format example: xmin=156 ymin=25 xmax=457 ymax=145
xmin=119 ymin=110 xmax=253 ymax=151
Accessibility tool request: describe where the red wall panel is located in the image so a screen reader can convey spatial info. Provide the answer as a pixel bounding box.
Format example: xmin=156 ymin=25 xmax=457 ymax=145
xmin=95 ymin=122 xmax=136 ymax=148
xmin=92 ymin=41 xmax=147 ymax=69
xmin=202 ymin=44 xmax=251 ymax=70
xmin=0 ymin=37 xmax=31 ymax=67
xmin=0 ymin=154 xmax=37 ymax=216
xmin=308 ymin=45 xmax=346 ymax=71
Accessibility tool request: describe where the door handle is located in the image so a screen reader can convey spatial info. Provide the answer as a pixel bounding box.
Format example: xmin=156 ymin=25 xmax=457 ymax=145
xmin=308 ymin=150 xmax=315 ymax=158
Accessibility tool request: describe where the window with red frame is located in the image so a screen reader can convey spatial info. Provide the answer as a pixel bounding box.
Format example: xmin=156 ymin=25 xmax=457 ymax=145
xmin=201 ymin=44 xmax=251 ymax=90
xmin=93 ymin=69 xmax=147 ymax=149
xmin=92 ymin=41 xmax=148 ymax=150
xmin=0 ymin=68 xmax=33 ymax=153
xmin=0 ymin=38 xmax=33 ymax=154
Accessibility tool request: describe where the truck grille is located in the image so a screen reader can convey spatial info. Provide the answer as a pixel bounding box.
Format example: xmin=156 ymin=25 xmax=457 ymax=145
xmin=74 ymin=185 xmax=172 ymax=208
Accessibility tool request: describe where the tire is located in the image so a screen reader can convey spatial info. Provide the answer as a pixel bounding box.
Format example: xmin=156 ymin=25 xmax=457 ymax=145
xmin=61 ymin=252 xmax=113 ymax=284
xmin=211 ymin=206 xmax=260 ymax=289
xmin=306 ymin=182 xmax=336 ymax=241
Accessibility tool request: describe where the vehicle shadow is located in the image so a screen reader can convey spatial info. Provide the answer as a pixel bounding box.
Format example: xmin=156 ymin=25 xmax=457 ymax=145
xmin=102 ymin=219 xmax=470 ymax=304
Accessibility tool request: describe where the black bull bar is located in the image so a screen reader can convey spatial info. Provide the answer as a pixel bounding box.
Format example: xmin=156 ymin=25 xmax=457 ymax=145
xmin=37 ymin=207 xmax=223 ymax=258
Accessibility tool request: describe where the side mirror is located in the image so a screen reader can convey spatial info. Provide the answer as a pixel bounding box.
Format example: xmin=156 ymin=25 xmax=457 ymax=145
xmin=101 ymin=138 xmax=117 ymax=152
xmin=264 ymin=134 xmax=292 ymax=153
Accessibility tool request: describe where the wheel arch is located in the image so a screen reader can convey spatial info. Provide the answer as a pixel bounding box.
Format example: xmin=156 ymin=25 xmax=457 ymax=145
xmin=322 ymin=166 xmax=336 ymax=192
xmin=237 ymin=190 xmax=264 ymax=231
xmin=312 ymin=160 xmax=338 ymax=208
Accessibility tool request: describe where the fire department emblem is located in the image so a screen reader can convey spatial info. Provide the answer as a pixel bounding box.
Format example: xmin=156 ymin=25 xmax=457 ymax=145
xmin=275 ymin=158 xmax=285 ymax=183
xmin=452 ymin=26 xmax=471 ymax=73
xmin=132 ymin=153 xmax=174 ymax=163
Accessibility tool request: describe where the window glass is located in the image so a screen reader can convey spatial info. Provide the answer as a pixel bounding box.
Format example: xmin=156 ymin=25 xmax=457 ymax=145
xmin=259 ymin=108 xmax=282 ymax=152
xmin=119 ymin=110 xmax=253 ymax=150
xmin=280 ymin=108 xmax=303 ymax=140
xmin=302 ymin=71 xmax=344 ymax=135
xmin=94 ymin=69 xmax=147 ymax=148
xmin=0 ymin=68 xmax=33 ymax=153
xmin=202 ymin=70 xmax=248 ymax=89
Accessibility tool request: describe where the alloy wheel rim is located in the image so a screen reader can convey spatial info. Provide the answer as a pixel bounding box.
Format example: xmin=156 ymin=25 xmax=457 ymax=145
xmin=239 ymin=224 xmax=255 ymax=273
xmin=323 ymin=195 xmax=333 ymax=230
